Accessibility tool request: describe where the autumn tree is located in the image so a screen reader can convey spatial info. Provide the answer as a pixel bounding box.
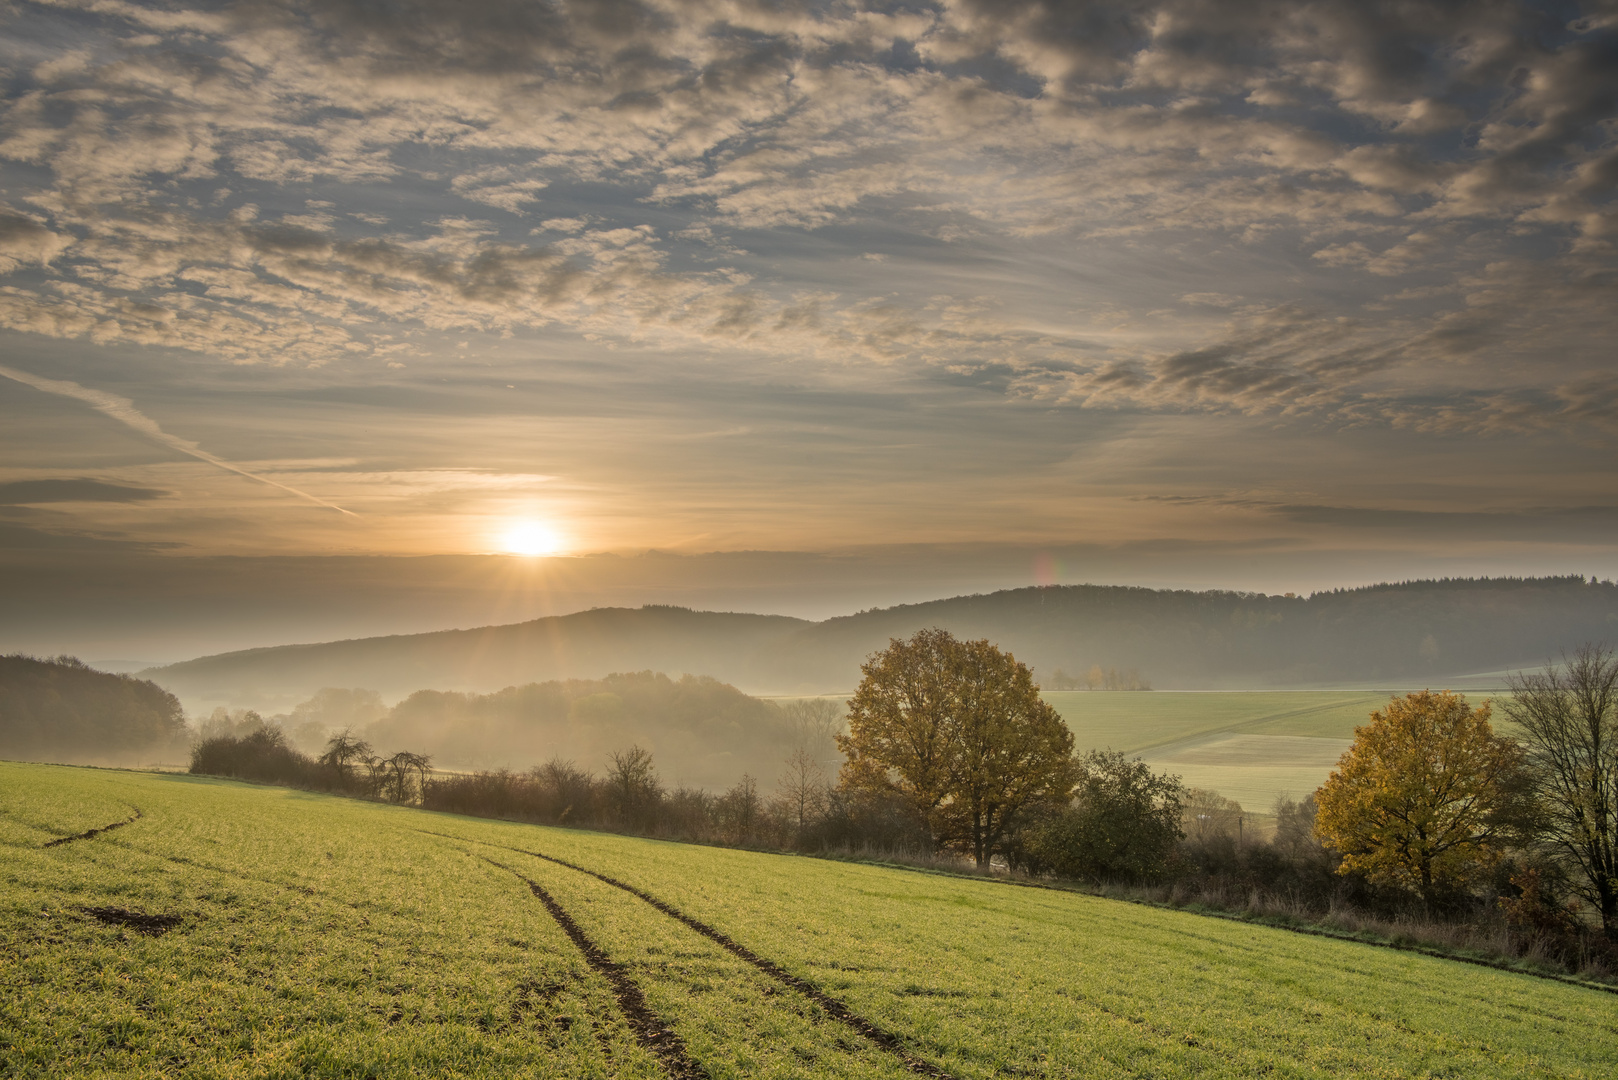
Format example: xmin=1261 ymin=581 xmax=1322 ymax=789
xmin=1314 ymin=691 xmax=1526 ymax=905
xmin=1502 ymin=645 xmax=1618 ymax=938
xmin=837 ymin=628 xmax=1077 ymax=867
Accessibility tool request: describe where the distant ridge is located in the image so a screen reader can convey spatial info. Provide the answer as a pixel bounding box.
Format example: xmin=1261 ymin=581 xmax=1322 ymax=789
xmin=142 ymin=577 xmax=1618 ymax=711
xmin=145 ymin=605 xmax=807 ymax=710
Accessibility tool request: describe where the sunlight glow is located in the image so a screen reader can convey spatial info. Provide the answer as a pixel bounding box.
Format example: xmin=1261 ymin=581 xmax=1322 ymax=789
xmin=501 ymin=521 xmax=562 ymax=557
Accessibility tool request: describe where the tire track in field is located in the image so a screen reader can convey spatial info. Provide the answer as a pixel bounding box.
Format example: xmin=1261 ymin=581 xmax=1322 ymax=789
xmin=504 ymin=844 xmax=957 ymax=1080
xmin=483 ymin=858 xmax=709 ymax=1080
xmin=42 ymin=807 xmax=142 ymax=847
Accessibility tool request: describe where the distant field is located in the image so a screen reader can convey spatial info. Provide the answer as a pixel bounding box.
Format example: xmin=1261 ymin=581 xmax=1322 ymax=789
xmin=1040 ymin=691 xmax=1395 ymax=752
xmin=4 ymin=762 xmax=1614 ymax=1079
xmin=1047 ymin=690 xmax=1515 ymax=814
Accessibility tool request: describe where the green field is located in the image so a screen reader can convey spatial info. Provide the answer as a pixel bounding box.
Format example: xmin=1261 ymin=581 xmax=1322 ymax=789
xmin=1042 ymin=691 xmax=1515 ymax=814
xmin=5 ymin=762 xmax=1615 ymax=1079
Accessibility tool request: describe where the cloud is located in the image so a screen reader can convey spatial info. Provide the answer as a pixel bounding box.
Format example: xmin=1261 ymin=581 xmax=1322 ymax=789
xmin=1264 ymin=503 xmax=1618 ymax=544
xmin=0 ymin=0 xmax=1611 ymax=444
xmin=0 ymin=209 xmax=72 ymax=272
xmin=0 ymin=478 xmax=166 ymax=503
xmin=0 ymin=363 xmax=357 ymax=515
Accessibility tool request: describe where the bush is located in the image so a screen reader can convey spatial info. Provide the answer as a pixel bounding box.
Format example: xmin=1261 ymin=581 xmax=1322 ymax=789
xmin=1017 ymin=750 xmax=1184 ymax=883
xmin=190 ymin=728 xmax=319 ymax=787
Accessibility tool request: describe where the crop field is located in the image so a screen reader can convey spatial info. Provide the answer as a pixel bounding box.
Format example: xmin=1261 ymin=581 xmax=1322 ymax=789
xmin=1042 ymin=691 xmax=1511 ymax=813
xmin=5 ymin=761 xmax=1615 ymax=1079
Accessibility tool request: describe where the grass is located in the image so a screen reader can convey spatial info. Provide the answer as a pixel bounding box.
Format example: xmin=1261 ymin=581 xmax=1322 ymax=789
xmin=5 ymin=761 xmax=1616 ymax=1079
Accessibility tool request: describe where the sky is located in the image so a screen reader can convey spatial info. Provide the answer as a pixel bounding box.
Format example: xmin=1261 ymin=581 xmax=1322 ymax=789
xmin=1 ymin=0 xmax=1616 ymax=661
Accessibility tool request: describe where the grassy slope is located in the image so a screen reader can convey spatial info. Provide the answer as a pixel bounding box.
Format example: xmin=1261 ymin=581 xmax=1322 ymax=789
xmin=4 ymin=763 xmax=1614 ymax=1079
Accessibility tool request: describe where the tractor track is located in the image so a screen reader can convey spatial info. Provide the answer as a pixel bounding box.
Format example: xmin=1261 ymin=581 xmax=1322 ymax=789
xmin=483 ymin=858 xmax=709 ymax=1080
xmin=42 ymin=807 xmax=142 ymax=847
xmin=496 ymin=840 xmax=957 ymax=1080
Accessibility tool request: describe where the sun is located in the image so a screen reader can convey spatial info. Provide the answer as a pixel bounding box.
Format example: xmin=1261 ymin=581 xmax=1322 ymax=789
xmin=501 ymin=521 xmax=562 ymax=557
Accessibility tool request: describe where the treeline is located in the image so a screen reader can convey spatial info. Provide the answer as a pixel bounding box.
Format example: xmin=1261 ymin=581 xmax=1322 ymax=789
xmin=758 ymin=575 xmax=1618 ymax=688
xmin=145 ymin=575 xmax=1618 ymax=703
xmin=0 ymin=654 xmax=187 ymax=765
xmin=190 ymin=726 xmax=433 ymax=805
xmin=1044 ymin=664 xmax=1150 ymax=690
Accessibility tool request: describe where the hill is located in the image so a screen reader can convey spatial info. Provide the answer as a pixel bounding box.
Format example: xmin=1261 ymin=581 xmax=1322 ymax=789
xmin=0 ymin=654 xmax=187 ymax=765
xmin=369 ymin=671 xmax=801 ymax=789
xmin=142 ymin=576 xmax=1618 ymax=711
xmin=147 ymin=604 xmax=808 ymax=711
xmin=5 ymin=762 xmax=1613 ymax=1078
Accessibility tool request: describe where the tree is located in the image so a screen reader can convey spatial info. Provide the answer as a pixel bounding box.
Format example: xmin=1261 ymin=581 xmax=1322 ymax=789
xmin=776 ymin=697 xmax=841 ymax=839
xmin=1018 ymin=750 xmax=1185 ymax=882
xmin=1501 ymin=645 xmax=1618 ymax=938
xmin=318 ymin=728 xmax=373 ymax=782
xmin=605 ymin=745 xmax=662 ymax=830
xmin=381 ymin=750 xmax=431 ymax=804
xmin=715 ymin=774 xmax=762 ymax=844
xmin=776 ymin=744 xmax=829 ymax=836
xmin=782 ymin=697 xmax=844 ymax=749
xmin=1314 ymin=690 xmax=1526 ymax=905
xmin=837 ymin=628 xmax=1078 ymax=867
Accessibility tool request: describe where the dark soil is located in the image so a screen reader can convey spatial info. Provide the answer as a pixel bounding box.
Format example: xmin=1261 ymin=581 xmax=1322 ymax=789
xmin=510 ymin=845 xmax=957 ymax=1080
xmin=43 ymin=808 xmax=142 ymax=848
xmin=486 ymin=859 xmax=708 ymax=1080
xmin=80 ymin=906 xmax=182 ymax=936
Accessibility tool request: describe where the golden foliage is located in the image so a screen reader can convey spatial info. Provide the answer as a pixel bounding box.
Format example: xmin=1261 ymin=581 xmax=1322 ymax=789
xmin=1314 ymin=691 xmax=1524 ymax=900
xmin=837 ymin=628 xmax=1077 ymax=867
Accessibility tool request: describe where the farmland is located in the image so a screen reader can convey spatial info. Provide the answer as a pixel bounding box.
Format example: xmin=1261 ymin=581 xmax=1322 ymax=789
xmin=5 ymin=762 xmax=1614 ymax=1078
xmin=1043 ymin=690 xmax=1496 ymax=813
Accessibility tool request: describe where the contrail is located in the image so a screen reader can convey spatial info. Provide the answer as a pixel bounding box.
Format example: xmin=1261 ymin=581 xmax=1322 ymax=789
xmin=0 ymin=363 xmax=357 ymax=516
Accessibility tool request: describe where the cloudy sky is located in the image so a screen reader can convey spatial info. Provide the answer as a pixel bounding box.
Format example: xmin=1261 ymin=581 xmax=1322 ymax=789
xmin=1 ymin=0 xmax=1616 ymax=657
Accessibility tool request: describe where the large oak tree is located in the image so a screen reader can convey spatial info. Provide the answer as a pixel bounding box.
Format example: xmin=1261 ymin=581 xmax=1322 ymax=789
xmin=836 ymin=628 xmax=1077 ymax=867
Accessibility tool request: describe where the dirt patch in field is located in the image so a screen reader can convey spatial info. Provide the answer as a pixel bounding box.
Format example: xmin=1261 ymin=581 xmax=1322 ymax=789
xmin=486 ymin=859 xmax=708 ymax=1080
xmin=510 ymin=846 xmax=957 ymax=1080
xmin=80 ymin=906 xmax=182 ymax=936
xmin=43 ymin=808 xmax=142 ymax=847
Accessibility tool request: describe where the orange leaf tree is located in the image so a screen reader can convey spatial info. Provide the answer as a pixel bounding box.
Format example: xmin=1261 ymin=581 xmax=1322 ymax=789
xmin=837 ymin=628 xmax=1077 ymax=868
xmin=1315 ymin=690 xmax=1526 ymax=904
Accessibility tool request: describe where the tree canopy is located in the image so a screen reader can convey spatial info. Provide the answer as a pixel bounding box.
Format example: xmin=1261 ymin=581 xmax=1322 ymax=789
xmin=1314 ymin=690 xmax=1525 ymax=904
xmin=836 ymin=628 xmax=1077 ymax=867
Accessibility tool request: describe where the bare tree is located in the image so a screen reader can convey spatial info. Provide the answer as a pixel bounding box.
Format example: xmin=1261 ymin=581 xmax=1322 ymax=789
xmin=318 ymin=728 xmax=372 ymax=782
xmin=777 ymin=745 xmax=829 ymax=836
xmin=532 ymin=756 xmax=593 ymax=823
xmin=1503 ymin=645 xmax=1618 ymax=938
xmin=716 ymin=774 xmax=762 ymax=844
xmin=782 ymin=698 xmax=844 ymax=766
xmin=380 ymin=750 xmax=431 ymax=804
xmin=605 ymin=745 xmax=661 ymax=829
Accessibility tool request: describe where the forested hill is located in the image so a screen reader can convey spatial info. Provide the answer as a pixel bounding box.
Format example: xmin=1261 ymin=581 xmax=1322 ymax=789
xmin=145 ymin=606 xmax=809 ymax=712
xmin=144 ymin=576 xmax=1618 ymax=711
xmin=0 ymin=654 xmax=187 ymax=765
